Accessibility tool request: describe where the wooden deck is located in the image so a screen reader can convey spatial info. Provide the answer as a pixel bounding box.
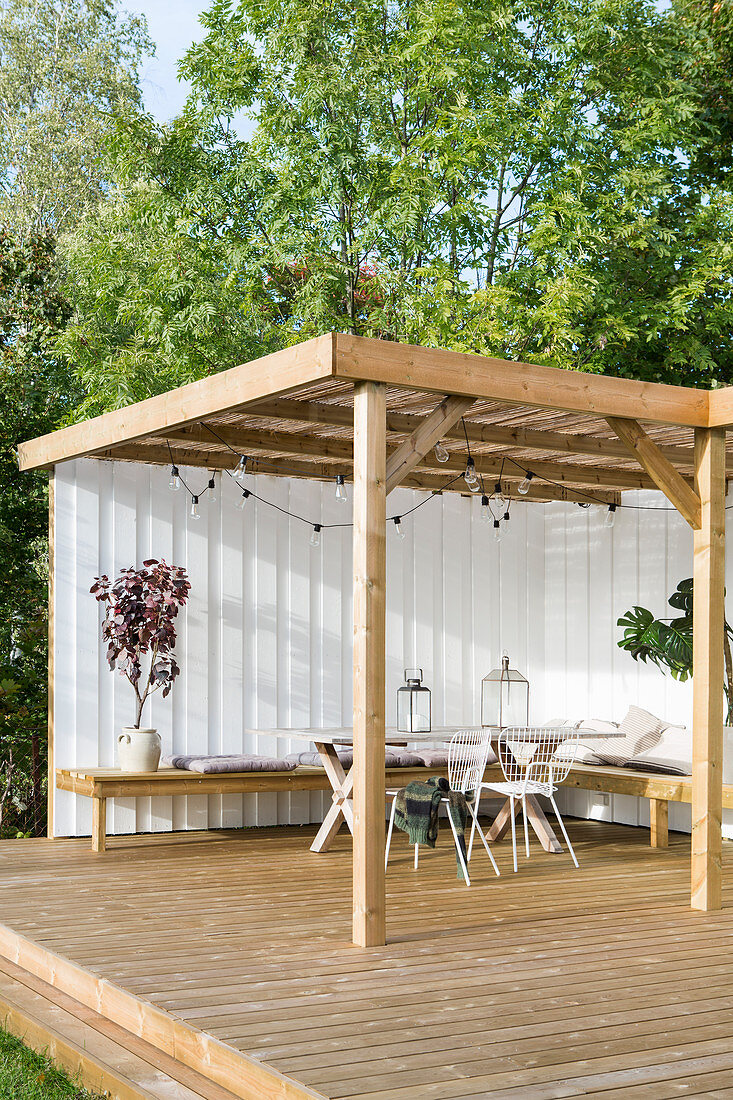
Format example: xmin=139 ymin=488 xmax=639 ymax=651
xmin=2 ymin=819 xmax=733 ymax=1099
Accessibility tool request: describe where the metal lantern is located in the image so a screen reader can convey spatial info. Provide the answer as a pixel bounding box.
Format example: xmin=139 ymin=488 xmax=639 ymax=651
xmin=481 ymin=653 xmax=529 ymax=728
xmin=397 ymin=668 xmax=432 ymax=733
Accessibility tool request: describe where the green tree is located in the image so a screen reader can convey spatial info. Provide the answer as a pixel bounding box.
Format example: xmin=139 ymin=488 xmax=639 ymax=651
xmin=0 ymin=229 xmax=80 ymax=835
xmin=0 ymin=0 xmax=151 ymax=235
xmin=62 ymin=0 xmax=733 ymax=403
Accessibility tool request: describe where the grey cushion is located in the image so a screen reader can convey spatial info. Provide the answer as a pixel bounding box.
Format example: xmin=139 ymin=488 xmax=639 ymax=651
xmin=286 ymin=750 xmax=354 ymax=768
xmin=284 ymin=749 xmax=425 ymax=768
xmin=162 ymin=754 xmax=296 ymax=774
xmin=414 ymin=747 xmax=498 ymax=767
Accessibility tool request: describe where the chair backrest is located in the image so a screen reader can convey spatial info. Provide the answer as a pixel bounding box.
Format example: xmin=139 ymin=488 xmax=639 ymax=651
xmin=448 ymin=729 xmax=494 ymax=795
xmin=498 ymin=726 xmax=579 ymax=791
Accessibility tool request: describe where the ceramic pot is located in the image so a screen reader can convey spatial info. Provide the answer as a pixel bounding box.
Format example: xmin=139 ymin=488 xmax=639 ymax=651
xmin=117 ymin=727 xmax=161 ymax=772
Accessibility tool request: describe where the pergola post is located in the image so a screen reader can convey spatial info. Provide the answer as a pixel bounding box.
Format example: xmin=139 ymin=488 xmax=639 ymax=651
xmin=692 ymin=427 xmax=726 ymax=911
xmin=352 ymin=380 xmax=387 ymax=947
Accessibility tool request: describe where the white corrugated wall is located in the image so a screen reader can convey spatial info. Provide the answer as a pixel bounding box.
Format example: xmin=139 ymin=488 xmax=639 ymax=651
xmin=52 ymin=457 xmax=724 ymax=839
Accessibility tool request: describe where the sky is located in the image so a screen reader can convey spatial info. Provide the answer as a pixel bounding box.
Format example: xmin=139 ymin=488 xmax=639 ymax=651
xmin=125 ymin=0 xmax=208 ymax=121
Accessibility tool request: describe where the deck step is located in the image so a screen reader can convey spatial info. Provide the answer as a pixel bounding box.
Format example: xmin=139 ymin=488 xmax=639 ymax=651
xmin=0 ymin=956 xmax=244 ymax=1100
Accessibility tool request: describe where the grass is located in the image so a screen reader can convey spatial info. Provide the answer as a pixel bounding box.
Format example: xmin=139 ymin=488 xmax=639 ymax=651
xmin=0 ymin=1027 xmax=103 ymax=1099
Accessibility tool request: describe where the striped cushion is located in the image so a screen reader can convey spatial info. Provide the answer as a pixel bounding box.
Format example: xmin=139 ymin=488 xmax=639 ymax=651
xmin=595 ymin=706 xmax=666 ymax=767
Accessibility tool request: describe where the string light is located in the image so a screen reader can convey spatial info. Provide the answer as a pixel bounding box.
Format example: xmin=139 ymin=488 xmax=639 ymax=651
xmin=434 ymin=440 xmax=449 ymax=463
xmin=164 ymin=422 xmax=689 ymax=552
xmin=464 ymin=458 xmax=480 ymax=492
xmin=335 ymin=474 xmax=348 ymax=503
xmin=518 ymin=471 xmax=534 ymax=496
xmin=490 ymin=480 xmax=506 ymax=511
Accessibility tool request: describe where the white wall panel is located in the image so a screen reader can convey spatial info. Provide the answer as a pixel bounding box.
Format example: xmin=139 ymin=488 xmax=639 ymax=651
xmin=53 ymin=459 xmax=732 ymax=839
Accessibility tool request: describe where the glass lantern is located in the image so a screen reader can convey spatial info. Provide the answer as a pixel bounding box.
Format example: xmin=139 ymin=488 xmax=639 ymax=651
xmin=397 ymin=668 xmax=432 ymax=733
xmin=481 ymin=653 xmax=529 ymax=728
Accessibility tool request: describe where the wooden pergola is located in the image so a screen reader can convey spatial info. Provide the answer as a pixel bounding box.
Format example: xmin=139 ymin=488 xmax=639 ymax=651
xmin=19 ymin=332 xmax=733 ymax=947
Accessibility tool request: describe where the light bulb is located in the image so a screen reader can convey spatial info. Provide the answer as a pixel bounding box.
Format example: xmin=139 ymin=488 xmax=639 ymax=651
xmin=310 ymin=524 xmax=322 ymax=548
xmin=236 ymin=488 xmax=251 ymax=510
xmin=605 ymin=504 xmax=617 ymax=528
xmin=434 ymin=440 xmax=449 ymax=464
xmin=393 ymin=516 xmax=405 ymax=540
xmin=518 ymin=471 xmax=534 ymax=496
xmin=190 ymin=495 xmax=200 ymax=520
xmin=233 ymin=455 xmax=248 ymax=480
xmin=207 ymin=475 xmax=217 ymax=503
xmin=169 ymin=465 xmax=181 ymax=492
xmin=480 ymin=494 xmax=491 ymax=522
xmin=335 ymin=474 xmax=348 ymax=503
xmin=490 ymin=480 xmax=506 ymax=511
xmin=493 ymin=519 xmax=503 ymax=542
xmin=464 ymin=459 xmax=480 ymax=493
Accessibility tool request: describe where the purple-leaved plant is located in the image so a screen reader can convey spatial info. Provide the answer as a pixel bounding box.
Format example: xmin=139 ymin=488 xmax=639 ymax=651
xmin=91 ymin=559 xmax=191 ymax=728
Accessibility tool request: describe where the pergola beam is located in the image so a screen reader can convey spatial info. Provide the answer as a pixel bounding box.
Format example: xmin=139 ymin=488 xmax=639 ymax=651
xmin=154 ymin=427 xmax=682 ymax=491
xmin=246 ymin=397 xmax=704 ymax=469
xmin=352 ymin=381 xmax=387 ymax=948
xmin=385 ymin=396 xmax=474 ymax=493
xmin=104 ymin=443 xmax=622 ymax=503
xmin=334 ymin=335 xmax=710 ymax=427
xmin=691 ymin=427 xmax=726 ymax=910
xmin=606 ymin=417 xmax=702 ymax=529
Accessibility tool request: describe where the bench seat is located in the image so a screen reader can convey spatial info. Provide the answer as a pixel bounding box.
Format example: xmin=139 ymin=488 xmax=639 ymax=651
xmin=58 ymin=760 xmax=733 ymax=854
xmin=482 ymin=761 xmax=733 ymax=848
xmin=56 ymin=764 xmax=449 ymax=852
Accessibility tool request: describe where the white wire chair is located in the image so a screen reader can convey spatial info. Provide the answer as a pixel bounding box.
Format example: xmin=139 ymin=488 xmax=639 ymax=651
xmin=385 ymin=729 xmax=500 ymax=886
xmin=469 ymin=726 xmax=580 ymax=873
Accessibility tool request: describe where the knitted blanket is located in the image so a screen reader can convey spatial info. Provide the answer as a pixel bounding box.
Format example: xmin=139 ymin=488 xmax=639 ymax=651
xmin=394 ymin=776 xmax=470 ymax=880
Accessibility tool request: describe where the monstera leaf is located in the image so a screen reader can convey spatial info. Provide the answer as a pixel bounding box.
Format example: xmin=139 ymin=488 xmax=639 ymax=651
xmin=617 ymin=606 xmax=693 ymax=681
xmin=667 ymin=578 xmax=694 ymax=617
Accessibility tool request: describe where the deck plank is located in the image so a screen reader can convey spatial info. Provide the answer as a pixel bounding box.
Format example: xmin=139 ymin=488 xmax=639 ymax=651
xmin=0 ymin=819 xmax=732 ymax=1099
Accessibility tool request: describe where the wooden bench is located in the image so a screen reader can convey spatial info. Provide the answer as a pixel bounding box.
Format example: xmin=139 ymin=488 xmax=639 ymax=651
xmin=58 ymin=761 xmax=733 ymax=854
xmin=56 ymin=765 xmax=448 ymax=852
xmin=482 ymin=761 xmax=733 ymax=848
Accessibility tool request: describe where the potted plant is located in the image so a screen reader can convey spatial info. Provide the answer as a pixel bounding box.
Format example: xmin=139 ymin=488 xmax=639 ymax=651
xmin=618 ymin=577 xmax=733 ymax=724
xmin=91 ymin=559 xmax=191 ymax=772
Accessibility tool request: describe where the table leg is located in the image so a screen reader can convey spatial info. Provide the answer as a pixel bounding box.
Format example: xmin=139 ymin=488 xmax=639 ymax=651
xmin=310 ymin=743 xmax=355 ymax=853
xmin=485 ymin=794 xmax=561 ymax=853
xmin=524 ymin=794 xmax=562 ymax=854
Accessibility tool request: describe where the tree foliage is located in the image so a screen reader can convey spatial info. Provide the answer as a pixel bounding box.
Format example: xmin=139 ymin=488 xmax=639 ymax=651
xmin=0 ymin=0 xmax=151 ymax=235
xmin=60 ymin=0 xmax=733 ymax=403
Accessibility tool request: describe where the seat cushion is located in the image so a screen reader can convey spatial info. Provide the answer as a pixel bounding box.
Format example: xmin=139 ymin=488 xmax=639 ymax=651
xmin=285 ymin=749 xmax=425 ymax=769
xmin=593 ymin=706 xmax=666 ymax=767
xmin=632 ymin=723 xmax=691 ymax=776
xmin=162 ymin=754 xmax=297 ymax=773
xmin=414 ymin=747 xmax=498 ymax=767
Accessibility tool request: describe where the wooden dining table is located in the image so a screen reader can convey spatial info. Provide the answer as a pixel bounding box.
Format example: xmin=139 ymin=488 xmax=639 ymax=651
xmin=247 ymin=726 xmax=614 ymax=856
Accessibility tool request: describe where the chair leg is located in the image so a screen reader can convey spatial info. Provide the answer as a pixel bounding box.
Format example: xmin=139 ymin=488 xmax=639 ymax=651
xmin=466 ymin=801 xmax=500 ymax=877
xmin=468 ymin=794 xmax=480 ymax=860
xmin=385 ymin=797 xmax=397 ymax=870
xmin=509 ymin=795 xmax=518 ymax=873
xmin=446 ymin=812 xmax=471 ymax=886
xmin=549 ymin=794 xmax=579 ymax=868
xmin=522 ymin=797 xmax=530 ymax=859
xmin=414 ymin=844 xmax=419 ymax=870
